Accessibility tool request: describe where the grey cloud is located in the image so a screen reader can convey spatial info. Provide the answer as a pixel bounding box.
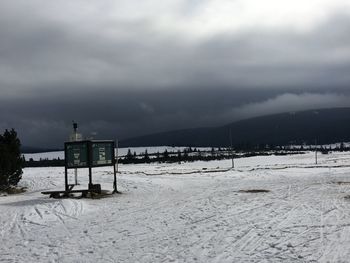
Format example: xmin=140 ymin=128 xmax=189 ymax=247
xmin=0 ymin=87 xmax=277 ymax=147
xmin=0 ymin=1 xmax=350 ymax=147
xmin=228 ymin=93 xmax=350 ymax=121
xmin=1 ymin=8 xmax=349 ymax=93
xmin=2 ymin=88 xmax=349 ymax=148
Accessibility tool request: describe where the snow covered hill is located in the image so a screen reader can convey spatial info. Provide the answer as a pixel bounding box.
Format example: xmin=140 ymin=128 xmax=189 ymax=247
xmin=120 ymin=108 xmax=350 ymax=148
xmin=2 ymin=152 xmax=350 ymax=262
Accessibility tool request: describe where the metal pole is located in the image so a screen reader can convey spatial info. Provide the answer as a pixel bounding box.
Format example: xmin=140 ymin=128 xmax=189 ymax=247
xmin=315 ymin=139 xmax=318 ymax=165
xmin=113 ymin=160 xmax=117 ymax=193
xmin=113 ymin=140 xmax=118 ymax=193
xmin=116 ymin=140 xmax=119 ymax=174
xmin=229 ymin=127 xmax=234 ymax=168
xmin=88 ymin=140 xmax=93 ymax=190
xmin=74 ymin=123 xmax=78 ymax=185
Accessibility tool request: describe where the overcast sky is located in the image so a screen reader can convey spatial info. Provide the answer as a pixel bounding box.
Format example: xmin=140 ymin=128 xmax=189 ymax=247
xmin=1 ymin=0 xmax=350 ymax=148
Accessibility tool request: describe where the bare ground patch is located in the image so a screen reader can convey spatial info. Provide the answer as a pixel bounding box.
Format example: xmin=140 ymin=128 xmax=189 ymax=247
xmin=0 ymin=187 xmax=27 ymax=196
xmin=238 ymin=189 xmax=270 ymax=193
xmin=332 ymin=181 xmax=350 ymax=185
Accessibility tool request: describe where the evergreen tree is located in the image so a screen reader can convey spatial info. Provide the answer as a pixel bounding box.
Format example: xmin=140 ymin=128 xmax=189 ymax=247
xmin=163 ymin=149 xmax=169 ymax=160
xmin=126 ymin=149 xmax=133 ymax=159
xmin=143 ymin=150 xmax=150 ymax=162
xmin=177 ymin=150 xmax=182 ymax=163
xmin=0 ymin=129 xmax=23 ymax=190
xmin=211 ymin=147 xmax=215 ymax=156
xmin=183 ymin=150 xmax=189 ymax=161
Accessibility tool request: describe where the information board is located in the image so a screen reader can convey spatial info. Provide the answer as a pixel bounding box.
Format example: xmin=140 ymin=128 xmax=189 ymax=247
xmin=91 ymin=142 xmax=114 ymax=167
xmin=65 ymin=141 xmax=89 ymax=168
xmin=64 ymin=140 xmax=115 ymax=169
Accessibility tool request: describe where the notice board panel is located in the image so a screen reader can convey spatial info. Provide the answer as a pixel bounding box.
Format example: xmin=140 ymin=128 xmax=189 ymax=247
xmin=65 ymin=141 xmax=89 ymax=168
xmin=91 ymin=141 xmax=115 ymax=167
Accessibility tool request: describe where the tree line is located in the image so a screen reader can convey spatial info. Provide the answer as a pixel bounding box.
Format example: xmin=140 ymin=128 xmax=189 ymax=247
xmin=24 ymin=142 xmax=350 ymax=167
xmin=20 ymin=141 xmax=350 ymax=168
xmin=2 ymin=128 xmax=349 ymax=189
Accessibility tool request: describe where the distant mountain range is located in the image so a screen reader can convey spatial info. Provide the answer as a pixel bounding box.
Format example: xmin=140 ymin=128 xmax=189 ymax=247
xmin=120 ymin=108 xmax=350 ymax=148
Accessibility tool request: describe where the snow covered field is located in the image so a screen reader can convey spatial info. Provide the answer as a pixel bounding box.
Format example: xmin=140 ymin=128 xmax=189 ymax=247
xmin=2 ymin=151 xmax=350 ymax=262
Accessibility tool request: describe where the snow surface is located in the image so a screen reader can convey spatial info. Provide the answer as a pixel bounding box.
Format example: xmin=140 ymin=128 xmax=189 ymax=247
xmin=2 ymin=151 xmax=350 ymax=262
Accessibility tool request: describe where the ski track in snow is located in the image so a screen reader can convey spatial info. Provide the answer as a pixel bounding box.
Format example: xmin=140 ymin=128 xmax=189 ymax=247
xmin=1 ymin=152 xmax=350 ymax=262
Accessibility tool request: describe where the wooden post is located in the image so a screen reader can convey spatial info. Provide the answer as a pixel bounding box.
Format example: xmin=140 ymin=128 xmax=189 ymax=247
xmin=88 ymin=166 xmax=92 ymax=189
xmin=64 ymin=166 xmax=68 ymax=192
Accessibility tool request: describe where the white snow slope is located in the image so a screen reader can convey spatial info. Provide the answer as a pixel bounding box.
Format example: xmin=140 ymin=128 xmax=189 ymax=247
xmin=2 ymin=151 xmax=350 ymax=262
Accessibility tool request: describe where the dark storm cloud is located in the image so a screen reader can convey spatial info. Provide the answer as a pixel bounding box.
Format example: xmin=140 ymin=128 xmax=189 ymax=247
xmin=0 ymin=1 xmax=350 ymax=147
xmin=0 ymin=87 xmax=279 ymax=147
xmin=1 ymin=87 xmax=349 ymax=148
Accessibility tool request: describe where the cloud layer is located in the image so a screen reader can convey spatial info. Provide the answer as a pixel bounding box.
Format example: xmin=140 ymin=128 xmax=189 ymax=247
xmin=0 ymin=1 xmax=349 ymax=147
